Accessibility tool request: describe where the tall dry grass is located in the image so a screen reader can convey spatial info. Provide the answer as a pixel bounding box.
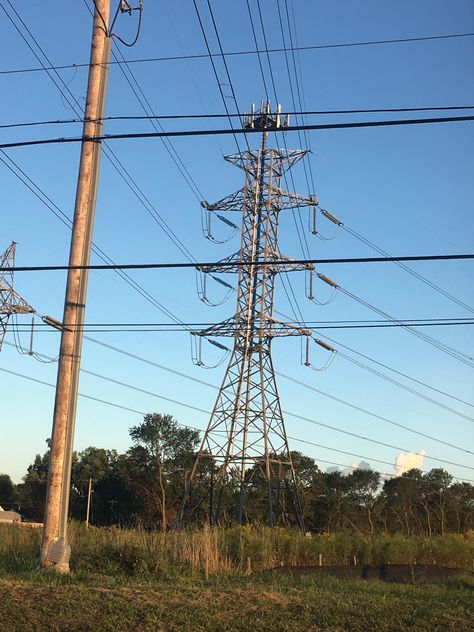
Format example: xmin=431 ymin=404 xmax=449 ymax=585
xmin=0 ymin=523 xmax=473 ymax=577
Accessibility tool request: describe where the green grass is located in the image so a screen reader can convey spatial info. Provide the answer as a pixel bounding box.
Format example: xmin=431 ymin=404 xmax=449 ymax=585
xmin=0 ymin=573 xmax=473 ymax=631
xmin=0 ymin=524 xmax=473 ymax=631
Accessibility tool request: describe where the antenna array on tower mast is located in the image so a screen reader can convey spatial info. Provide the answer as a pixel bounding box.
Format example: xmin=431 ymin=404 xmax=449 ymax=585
xmin=179 ymin=101 xmax=318 ymax=529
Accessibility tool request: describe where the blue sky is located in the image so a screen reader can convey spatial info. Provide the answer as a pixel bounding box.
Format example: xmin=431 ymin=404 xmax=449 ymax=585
xmin=1 ymin=0 xmax=473 ymax=485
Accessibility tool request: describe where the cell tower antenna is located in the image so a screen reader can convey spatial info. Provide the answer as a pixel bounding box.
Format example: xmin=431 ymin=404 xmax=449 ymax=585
xmin=179 ymin=101 xmax=319 ymax=529
xmin=0 ymin=242 xmax=35 ymax=351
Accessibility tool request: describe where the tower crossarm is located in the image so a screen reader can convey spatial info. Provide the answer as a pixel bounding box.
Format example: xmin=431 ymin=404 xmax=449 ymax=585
xmin=0 ymin=287 xmax=35 ymax=315
xmin=202 ymin=188 xmax=317 ymax=214
xmin=192 ymin=317 xmax=237 ymax=338
xmin=266 ymin=316 xmax=312 ymax=337
xmin=201 ymin=189 xmax=245 ymax=213
xmin=192 ymin=316 xmax=311 ymax=339
xmin=198 ymin=250 xmax=314 ymax=275
xmin=271 ymin=189 xmax=318 ymax=211
xmin=0 ymin=241 xmax=36 ymax=351
xmin=224 ymin=148 xmax=309 ymax=174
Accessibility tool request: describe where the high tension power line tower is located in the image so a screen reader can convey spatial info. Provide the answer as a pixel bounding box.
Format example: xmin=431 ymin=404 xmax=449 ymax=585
xmin=180 ymin=102 xmax=319 ymax=528
xmin=0 ymin=242 xmax=35 ymax=351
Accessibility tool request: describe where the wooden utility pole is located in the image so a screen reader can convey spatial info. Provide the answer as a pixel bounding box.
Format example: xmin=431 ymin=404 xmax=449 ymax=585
xmin=85 ymin=478 xmax=93 ymax=528
xmin=40 ymin=0 xmax=111 ymax=571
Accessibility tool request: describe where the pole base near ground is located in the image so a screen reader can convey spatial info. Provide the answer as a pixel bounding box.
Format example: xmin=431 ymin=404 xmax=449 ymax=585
xmin=43 ymin=537 xmax=71 ymax=573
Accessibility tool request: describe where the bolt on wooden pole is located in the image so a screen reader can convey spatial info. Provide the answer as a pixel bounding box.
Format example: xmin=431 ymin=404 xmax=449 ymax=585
xmin=40 ymin=0 xmax=111 ymax=572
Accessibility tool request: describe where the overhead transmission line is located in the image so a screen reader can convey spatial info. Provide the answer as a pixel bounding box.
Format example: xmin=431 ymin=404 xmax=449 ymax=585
xmin=318 ymin=208 xmax=474 ymax=314
xmin=3 ymin=0 xmax=198 ymax=270
xmin=79 ymin=334 xmax=474 ymax=416
xmin=191 ymin=0 xmax=245 ymax=153
xmin=330 ymin=281 xmax=474 ymax=367
xmin=3 ymin=253 xmax=473 ymax=272
xmin=4 ymin=2 xmax=474 ymax=452
xmin=7 ymin=321 xmax=474 ymax=456
xmin=2 ymin=31 xmax=473 ymax=75
xmin=4 ymin=114 xmax=474 ymax=151
xmin=4 ymin=106 xmax=474 ymax=130
xmin=84 ymin=336 xmax=474 ymax=422
xmin=3 ymin=3 xmax=470 ymax=444
xmin=313 ymin=330 xmax=474 ymax=410
xmin=0 ymin=0 xmax=199 ymax=328
xmin=82 ymin=0 xmax=205 ymax=205
xmin=1 ymin=362 xmax=473 ymax=476
xmin=11 ymin=318 xmax=474 ymax=332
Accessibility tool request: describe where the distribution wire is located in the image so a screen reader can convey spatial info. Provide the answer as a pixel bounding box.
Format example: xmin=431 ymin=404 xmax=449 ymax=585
xmin=2 ymin=31 xmax=474 ymax=75
xmin=7 ymin=0 xmax=199 ymax=270
xmin=3 ymin=253 xmax=473 ymax=272
xmin=3 ymin=115 xmax=474 ymax=150
xmin=11 ymin=321 xmax=473 ymax=333
xmin=0 ymin=151 xmax=189 ymax=327
xmin=3 ymin=106 xmax=474 ymax=130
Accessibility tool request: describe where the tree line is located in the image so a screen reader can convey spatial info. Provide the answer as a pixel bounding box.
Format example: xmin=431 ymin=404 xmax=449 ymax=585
xmin=1 ymin=412 xmax=472 ymax=535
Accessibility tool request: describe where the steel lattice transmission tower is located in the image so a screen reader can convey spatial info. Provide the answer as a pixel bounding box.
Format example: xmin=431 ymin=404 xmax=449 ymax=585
xmin=180 ymin=102 xmax=318 ymax=528
xmin=0 ymin=242 xmax=35 ymax=351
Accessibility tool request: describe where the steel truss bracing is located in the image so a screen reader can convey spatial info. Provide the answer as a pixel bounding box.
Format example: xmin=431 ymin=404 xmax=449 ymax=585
xmin=181 ymin=103 xmax=318 ymax=529
xmin=0 ymin=242 xmax=35 ymax=351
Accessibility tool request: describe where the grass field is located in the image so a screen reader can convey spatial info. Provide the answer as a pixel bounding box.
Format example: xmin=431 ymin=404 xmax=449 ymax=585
xmin=0 ymin=524 xmax=473 ymax=631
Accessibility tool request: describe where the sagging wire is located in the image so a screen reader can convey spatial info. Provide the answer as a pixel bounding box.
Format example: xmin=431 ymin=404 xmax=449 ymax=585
xmin=191 ymin=334 xmax=230 ymax=369
xmin=301 ymin=334 xmax=337 ymax=371
xmin=109 ymin=0 xmax=143 ymax=48
xmin=196 ymin=270 xmax=235 ymax=307
xmin=306 ymin=269 xmax=340 ymax=305
xmin=310 ymin=207 xmax=344 ymax=241
xmin=200 ymin=204 xmax=238 ymax=244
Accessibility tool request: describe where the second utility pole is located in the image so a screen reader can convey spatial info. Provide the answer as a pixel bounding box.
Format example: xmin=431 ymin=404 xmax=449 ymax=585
xmin=40 ymin=0 xmax=111 ymax=572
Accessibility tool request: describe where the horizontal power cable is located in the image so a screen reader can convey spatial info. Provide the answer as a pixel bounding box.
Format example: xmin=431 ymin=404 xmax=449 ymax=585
xmin=12 ymin=321 xmax=474 ymax=332
xmin=1 ymin=31 xmax=473 ymax=75
xmin=3 ymin=253 xmax=473 ymax=272
xmin=3 ymin=115 xmax=474 ymax=150
xmin=1 ymin=365 xmax=473 ymax=480
xmin=3 ymin=105 xmax=474 ymax=129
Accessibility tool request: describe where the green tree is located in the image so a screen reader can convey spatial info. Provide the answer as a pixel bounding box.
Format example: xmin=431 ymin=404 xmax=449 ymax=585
xmin=129 ymin=413 xmax=199 ymax=530
xmin=0 ymin=473 xmax=17 ymax=507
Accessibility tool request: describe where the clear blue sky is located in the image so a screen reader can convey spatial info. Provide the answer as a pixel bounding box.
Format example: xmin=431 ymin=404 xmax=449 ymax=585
xmin=1 ymin=0 xmax=473 ymax=485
